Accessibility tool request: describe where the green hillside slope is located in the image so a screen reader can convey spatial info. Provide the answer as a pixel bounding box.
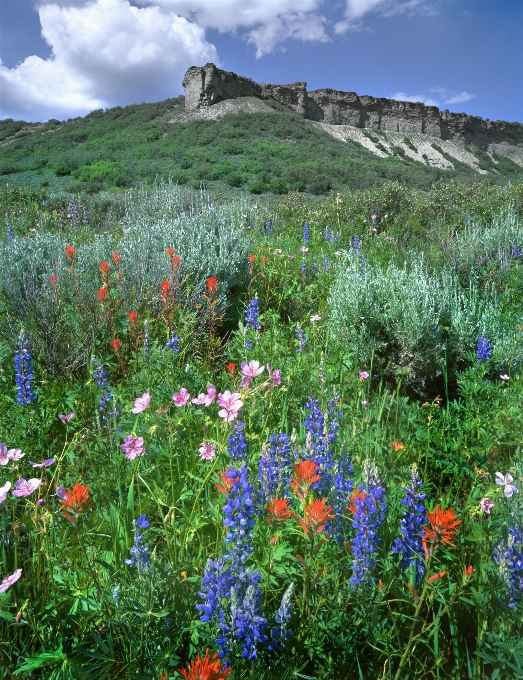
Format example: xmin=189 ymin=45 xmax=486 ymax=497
xmin=1 ymin=95 xmax=522 ymax=195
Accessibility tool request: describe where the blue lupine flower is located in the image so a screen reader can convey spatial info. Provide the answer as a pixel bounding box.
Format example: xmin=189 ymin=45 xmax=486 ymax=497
xmin=360 ymin=255 xmax=367 ymax=277
xmin=166 ymin=335 xmax=180 ymax=352
xmin=392 ymin=466 xmax=426 ymax=577
xmin=464 ymin=213 xmax=470 ymax=226
xmin=227 ymin=421 xmax=247 ymax=462
xmin=197 ymin=558 xmax=233 ymax=622
xmin=245 ymin=297 xmax=261 ymax=330
xmin=268 ymin=582 xmax=295 ymax=652
xmin=303 ymin=397 xmax=340 ymax=497
xmin=332 ymin=446 xmax=354 ymax=545
xmin=349 ymin=461 xmax=387 ymax=588
xmin=323 ymin=257 xmax=330 ymax=271
xmin=301 ymin=261 xmax=307 ymax=278
xmin=324 ymin=227 xmax=331 ymax=241
xmin=222 ymin=464 xmax=257 ymax=567
xmin=303 ymin=222 xmax=310 ymax=243
xmin=353 ymin=235 xmax=360 ymax=253
xmin=258 ymin=433 xmax=293 ymax=503
xmin=7 ymin=223 xmax=14 ymax=243
xmin=477 ymin=334 xmax=492 ymax=361
xmin=295 ymin=324 xmax=306 ymax=353
xmin=494 ymin=526 xmax=523 ymax=608
xmin=126 ymin=515 xmax=151 ymax=573
xmin=92 ymin=362 xmax=118 ymax=428
xmin=264 ymin=219 xmax=271 ymax=234
xmin=245 ymin=339 xmax=253 ymax=351
xmin=512 ymin=244 xmax=521 ymax=258
xmin=236 ymin=584 xmax=267 ymax=660
xmin=311 ymin=262 xmax=318 ymax=276
xmin=14 ymin=331 xmax=36 ymax=405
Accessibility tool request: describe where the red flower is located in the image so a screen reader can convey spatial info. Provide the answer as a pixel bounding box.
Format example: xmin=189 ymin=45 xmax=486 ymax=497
xmin=65 ymin=244 xmax=76 ymax=259
xmin=100 ymin=261 xmax=110 ymax=275
xmin=463 ymin=565 xmax=473 ymax=578
xmin=159 ymin=280 xmax=171 ymax=301
xmin=297 ymin=498 xmax=334 ymax=537
xmin=226 ymin=362 xmax=236 ymax=374
xmin=261 ymin=256 xmax=267 ymax=264
xmin=166 ymin=247 xmax=174 ymax=258
xmin=59 ymin=483 xmax=91 ymax=525
xmin=392 ymin=442 xmax=404 ymax=452
xmin=110 ymin=338 xmax=121 ymax=351
xmin=248 ymin=254 xmax=256 ymax=264
xmin=290 ymin=460 xmax=321 ymax=502
xmin=266 ymin=498 xmax=291 ymax=525
xmin=348 ymin=489 xmax=366 ymax=516
xmin=98 ymin=287 xmax=108 ymax=302
xmin=215 ymin=468 xmax=239 ymax=495
xmin=128 ymin=311 xmax=138 ymax=324
xmin=428 ymin=570 xmax=447 ymax=585
xmin=178 ymin=648 xmax=232 ymax=680
xmin=422 ymin=505 xmax=461 ymax=558
xmin=112 ymin=252 xmax=121 ymax=265
xmin=206 ymin=277 xmax=219 ymax=293
xmin=50 ymin=274 xmax=58 ymax=285
xmin=172 ymin=255 xmax=181 ymax=268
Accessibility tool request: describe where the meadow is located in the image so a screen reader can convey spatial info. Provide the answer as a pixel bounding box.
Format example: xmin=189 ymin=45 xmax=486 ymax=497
xmin=1 ymin=178 xmax=523 ymax=679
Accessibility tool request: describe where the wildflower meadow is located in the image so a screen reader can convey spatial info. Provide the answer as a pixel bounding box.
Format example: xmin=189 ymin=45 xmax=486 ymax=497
xmin=1 ymin=179 xmax=523 ymax=678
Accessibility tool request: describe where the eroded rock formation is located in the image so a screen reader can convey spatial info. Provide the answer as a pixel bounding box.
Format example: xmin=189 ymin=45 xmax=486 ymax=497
xmin=182 ymin=64 xmax=523 ymax=162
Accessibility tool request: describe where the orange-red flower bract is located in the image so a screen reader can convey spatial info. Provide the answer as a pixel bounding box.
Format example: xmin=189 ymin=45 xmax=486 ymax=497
xmin=178 ymin=648 xmax=232 ymax=680
xmin=166 ymin=247 xmax=174 ymax=257
xmin=159 ymin=280 xmax=171 ymax=301
xmin=464 ymin=565 xmax=473 ymax=578
xmin=112 ymin=252 xmax=121 ymax=265
xmin=65 ymin=244 xmax=76 ymax=259
xmin=266 ymin=498 xmax=291 ymax=524
xmin=225 ymin=362 xmax=236 ymax=374
xmin=50 ymin=274 xmax=58 ymax=285
xmin=298 ymin=498 xmax=335 ymax=536
xmin=128 ymin=311 xmax=138 ymax=324
xmin=248 ymin=254 xmax=256 ymax=264
xmin=206 ymin=276 xmax=219 ymax=293
xmin=215 ymin=469 xmax=239 ymax=495
xmin=100 ymin=261 xmax=110 ymax=275
xmin=98 ymin=287 xmax=108 ymax=302
xmin=423 ymin=505 xmax=461 ymax=552
xmin=110 ymin=338 xmax=121 ymax=351
xmin=59 ymin=483 xmax=91 ymax=524
xmin=290 ymin=460 xmax=321 ymax=501
xmin=392 ymin=441 xmax=405 ymax=452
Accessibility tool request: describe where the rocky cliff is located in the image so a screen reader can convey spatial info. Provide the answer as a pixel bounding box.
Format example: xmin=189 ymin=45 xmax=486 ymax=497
xmin=182 ymin=63 xmax=523 ymax=163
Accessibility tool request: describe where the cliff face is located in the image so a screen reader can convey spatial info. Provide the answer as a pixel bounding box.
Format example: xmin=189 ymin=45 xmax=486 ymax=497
xmin=183 ymin=64 xmax=523 ymax=162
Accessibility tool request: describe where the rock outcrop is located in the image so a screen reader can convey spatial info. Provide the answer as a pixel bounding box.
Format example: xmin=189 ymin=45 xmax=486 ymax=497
xmin=182 ymin=64 xmax=523 ymax=163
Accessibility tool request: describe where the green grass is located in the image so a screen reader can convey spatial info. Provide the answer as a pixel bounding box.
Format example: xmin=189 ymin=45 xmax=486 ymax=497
xmin=2 ymin=96 xmax=522 ymax=197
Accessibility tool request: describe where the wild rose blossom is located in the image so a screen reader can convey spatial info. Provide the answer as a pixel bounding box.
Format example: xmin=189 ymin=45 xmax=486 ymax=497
xmin=121 ymin=436 xmax=146 ymax=460
xmin=132 ymin=392 xmax=151 ymax=414
xmin=12 ymin=478 xmax=41 ymax=497
xmin=0 ymin=568 xmax=22 ymax=593
xmin=192 ymin=385 xmax=217 ymax=406
xmin=172 ymin=388 xmax=191 ymax=406
xmin=0 ymin=481 xmax=12 ymax=503
xmin=199 ymin=442 xmax=217 ymax=461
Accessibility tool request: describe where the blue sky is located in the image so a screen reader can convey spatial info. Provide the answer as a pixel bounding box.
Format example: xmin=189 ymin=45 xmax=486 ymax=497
xmin=0 ymin=0 xmax=521 ymax=123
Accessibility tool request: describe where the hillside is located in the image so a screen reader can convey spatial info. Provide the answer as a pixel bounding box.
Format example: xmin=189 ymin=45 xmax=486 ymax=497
xmin=1 ymin=94 xmax=522 ymax=195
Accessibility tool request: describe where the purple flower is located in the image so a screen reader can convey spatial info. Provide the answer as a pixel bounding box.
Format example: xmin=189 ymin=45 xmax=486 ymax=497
xmin=349 ymin=461 xmax=387 ymax=588
xmin=0 ymin=444 xmax=25 ymax=465
xmin=477 ymin=334 xmax=492 ymax=361
xmin=266 ymin=364 xmax=281 ymax=387
xmin=258 ymin=433 xmax=293 ymax=503
xmin=217 ymin=390 xmax=243 ymax=422
xmin=136 ymin=514 xmax=150 ymax=529
xmin=295 ymin=324 xmax=306 ymax=353
xmin=359 ymin=371 xmax=369 ymax=379
xmin=121 ymin=435 xmax=146 ymax=460
xmin=29 ymin=459 xmax=56 ymax=468
xmin=241 ymin=360 xmax=264 ymax=378
xmin=166 ymin=335 xmax=181 ymax=353
xmin=268 ymin=582 xmax=294 ymax=651
xmin=392 ymin=466 xmax=427 ymax=577
xmin=172 ymin=387 xmax=191 ymax=406
xmin=199 ymin=442 xmax=217 ymax=461
xmin=245 ymin=297 xmax=261 ymax=330
xmin=0 ymin=568 xmax=22 ymax=593
xmin=14 ymin=331 xmax=36 ymax=405
xmin=58 ymin=412 xmax=74 ymax=424
xmin=495 ymin=472 xmax=518 ymax=497
xmin=192 ymin=385 xmax=217 ymax=406
xmin=494 ymin=525 xmax=523 ymax=608
xmin=12 ymin=478 xmax=41 ymax=497
xmin=236 ymin=584 xmax=267 ymax=660
xmin=0 ymin=481 xmax=12 ymax=504
xmin=353 ymin=235 xmax=360 ymax=253
xmin=480 ymin=497 xmax=494 ymax=514
xmin=126 ymin=515 xmax=151 ymax=572
xmin=132 ymin=392 xmax=150 ymax=414
xmin=227 ymin=421 xmax=247 ymax=462
xmin=303 ymin=221 xmax=310 ymax=243
xmin=56 ymin=486 xmax=68 ymax=501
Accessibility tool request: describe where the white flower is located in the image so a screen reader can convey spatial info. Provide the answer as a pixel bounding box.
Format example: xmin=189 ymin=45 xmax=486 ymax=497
xmin=495 ymin=472 xmax=518 ymax=497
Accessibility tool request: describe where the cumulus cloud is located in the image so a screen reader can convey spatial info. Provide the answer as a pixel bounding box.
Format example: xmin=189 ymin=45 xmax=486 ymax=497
xmin=391 ymin=87 xmax=475 ymax=108
xmin=0 ymin=0 xmax=217 ymax=121
xmin=335 ymin=0 xmax=434 ymax=33
xmin=136 ymin=0 xmax=329 ymax=57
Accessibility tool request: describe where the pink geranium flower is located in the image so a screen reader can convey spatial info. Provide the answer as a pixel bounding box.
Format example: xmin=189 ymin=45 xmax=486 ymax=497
xmin=0 ymin=568 xmax=22 ymax=593
xmin=241 ymin=360 xmax=264 ymax=378
xmin=217 ymin=390 xmax=243 ymax=422
xmin=480 ymin=497 xmax=494 ymax=514
xmin=0 ymin=444 xmax=24 ymax=465
xmin=58 ymin=413 xmax=74 ymax=424
xmin=120 ymin=436 xmax=146 ymax=460
xmin=192 ymin=385 xmax=217 ymax=406
xmin=266 ymin=364 xmax=281 ymax=387
xmin=29 ymin=459 xmax=56 ymax=468
xmin=0 ymin=481 xmax=12 ymax=503
xmin=132 ymin=392 xmax=151 ymax=414
xmin=172 ymin=388 xmax=191 ymax=407
xmin=199 ymin=442 xmax=216 ymax=460
xmin=12 ymin=478 xmax=41 ymax=497
xmin=359 ymin=371 xmax=369 ymax=379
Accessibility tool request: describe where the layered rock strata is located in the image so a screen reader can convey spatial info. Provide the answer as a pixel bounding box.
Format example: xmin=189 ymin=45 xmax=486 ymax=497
xmin=183 ymin=63 xmax=523 ymax=163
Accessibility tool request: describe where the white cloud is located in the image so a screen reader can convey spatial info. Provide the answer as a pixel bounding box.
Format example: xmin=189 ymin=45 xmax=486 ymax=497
xmin=335 ymin=0 xmax=433 ymax=33
xmin=136 ymin=0 xmax=329 ymax=57
xmin=391 ymin=88 xmax=475 ymax=109
xmin=0 ymin=0 xmax=217 ymax=121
